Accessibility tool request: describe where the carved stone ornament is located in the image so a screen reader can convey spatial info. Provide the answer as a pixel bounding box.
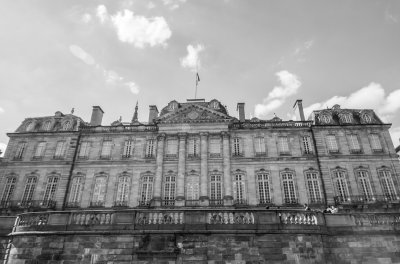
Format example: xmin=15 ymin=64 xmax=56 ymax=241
xmin=188 ymin=110 xmax=199 ymax=120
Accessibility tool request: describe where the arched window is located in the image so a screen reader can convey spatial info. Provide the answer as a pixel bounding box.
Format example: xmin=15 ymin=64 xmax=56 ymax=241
xmin=282 ymin=171 xmax=297 ymax=204
xmin=115 ymin=174 xmax=130 ymax=206
xmin=257 ymin=171 xmax=270 ymax=205
xmin=42 ymin=120 xmax=52 ymax=131
xmin=43 ymin=176 xmax=58 ymax=204
xmin=1 ymin=177 xmax=16 ymax=204
xmin=91 ymin=176 xmax=107 ymax=207
xmin=163 ymin=173 xmax=176 ymax=206
xmin=62 ymin=121 xmax=71 ymax=131
xmin=233 ymin=172 xmax=246 ymax=204
xmin=22 ymin=177 xmax=37 ymax=205
xmin=332 ymin=169 xmax=350 ymax=203
xmin=140 ymin=174 xmax=153 ymax=206
xmin=305 ymin=170 xmax=322 ymax=204
xmin=378 ymin=169 xmax=397 ymax=201
xmin=68 ymin=177 xmax=83 ymax=206
xmin=209 ymin=172 xmax=222 ymax=205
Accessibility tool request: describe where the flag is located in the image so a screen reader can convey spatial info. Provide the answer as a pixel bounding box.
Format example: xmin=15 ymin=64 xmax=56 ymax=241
xmin=196 ymin=73 xmax=200 ymax=86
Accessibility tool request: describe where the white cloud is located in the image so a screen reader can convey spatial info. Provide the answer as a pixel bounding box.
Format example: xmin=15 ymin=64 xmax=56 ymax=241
xmin=147 ymin=2 xmax=156 ymax=9
xmin=294 ymin=39 xmax=314 ymax=55
xmin=163 ymin=0 xmax=187 ymax=10
xmin=104 ymin=70 xmax=123 ymax=84
xmin=0 ymin=106 xmax=4 ymax=113
xmin=180 ymin=44 xmax=204 ymax=72
xmin=81 ymin=13 xmax=92 ymax=23
xmin=126 ymin=82 xmax=140 ymax=94
xmin=0 ymin=142 xmax=6 ymax=157
xmin=255 ymin=71 xmax=301 ymax=117
xmin=303 ymin=82 xmax=400 ymax=120
xmin=69 ymin=45 xmax=95 ymax=65
xmin=96 ymin=5 xmax=109 ymax=24
xmin=390 ymin=127 xmax=400 ymax=147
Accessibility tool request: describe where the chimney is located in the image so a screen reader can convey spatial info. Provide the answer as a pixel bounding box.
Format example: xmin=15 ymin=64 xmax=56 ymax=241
xmin=148 ymin=105 xmax=159 ymax=123
xmin=237 ymin=103 xmax=245 ymax=122
xmin=90 ymin=106 xmax=104 ymax=126
xmin=293 ymin=99 xmax=305 ymax=121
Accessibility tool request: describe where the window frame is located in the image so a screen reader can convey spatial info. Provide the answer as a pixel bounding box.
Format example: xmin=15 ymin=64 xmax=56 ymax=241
xmin=304 ymin=169 xmax=323 ymax=204
xmin=256 ymin=170 xmax=271 ymax=205
xmin=326 ymin=134 xmax=339 ymax=153
xmin=281 ymin=170 xmax=298 ymax=204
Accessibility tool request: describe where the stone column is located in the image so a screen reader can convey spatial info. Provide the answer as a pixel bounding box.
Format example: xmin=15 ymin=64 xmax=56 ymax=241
xmin=152 ymin=133 xmax=165 ymax=207
xmin=176 ymin=133 xmax=187 ymax=206
xmin=222 ymin=132 xmax=233 ymax=205
xmin=200 ymin=132 xmax=209 ymax=206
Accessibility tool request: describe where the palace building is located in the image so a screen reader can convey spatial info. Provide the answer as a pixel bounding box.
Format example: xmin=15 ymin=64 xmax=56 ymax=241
xmin=0 ymin=98 xmax=399 ymax=263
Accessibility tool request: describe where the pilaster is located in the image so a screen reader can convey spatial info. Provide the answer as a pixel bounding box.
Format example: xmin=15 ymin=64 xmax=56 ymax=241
xmin=152 ymin=133 xmax=165 ymax=207
xmin=222 ymin=132 xmax=233 ymax=205
xmin=200 ymin=132 xmax=209 ymax=206
xmin=176 ymin=133 xmax=187 ymax=206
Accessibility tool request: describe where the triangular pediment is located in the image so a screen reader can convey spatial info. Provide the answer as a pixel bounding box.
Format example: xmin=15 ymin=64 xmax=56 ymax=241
xmin=156 ymin=104 xmax=234 ymax=124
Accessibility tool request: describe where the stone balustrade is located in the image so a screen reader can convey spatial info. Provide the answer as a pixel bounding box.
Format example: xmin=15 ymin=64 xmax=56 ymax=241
xmin=280 ymin=211 xmax=318 ymax=225
xmin=71 ymin=211 xmax=114 ymax=225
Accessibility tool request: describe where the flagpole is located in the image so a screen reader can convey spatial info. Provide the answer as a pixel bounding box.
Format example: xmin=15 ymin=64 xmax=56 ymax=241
xmin=195 ymin=62 xmax=198 ymax=99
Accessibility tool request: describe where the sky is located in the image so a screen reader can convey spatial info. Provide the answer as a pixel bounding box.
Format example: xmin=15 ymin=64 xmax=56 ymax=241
xmin=1 ymin=0 xmax=400 ymax=155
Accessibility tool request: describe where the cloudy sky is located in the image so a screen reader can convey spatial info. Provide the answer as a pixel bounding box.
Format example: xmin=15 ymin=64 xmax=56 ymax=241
xmin=1 ymin=0 xmax=400 ymax=155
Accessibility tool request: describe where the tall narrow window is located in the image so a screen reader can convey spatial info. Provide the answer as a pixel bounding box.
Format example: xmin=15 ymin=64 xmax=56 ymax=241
xmin=210 ymin=174 xmax=222 ymax=204
xmin=78 ymin=141 xmax=90 ymax=159
xmin=100 ymin=140 xmax=112 ymax=159
xmin=163 ymin=174 xmax=176 ymax=206
xmin=1 ymin=177 xmax=16 ymax=204
xmin=122 ymin=140 xmax=134 ymax=158
xmin=92 ymin=176 xmax=107 ymax=206
xmin=257 ymin=172 xmax=270 ymax=204
xmin=369 ymin=134 xmax=382 ymax=151
xmin=188 ymin=138 xmax=199 ymax=157
xmin=302 ymin=136 xmax=313 ymax=154
xmin=34 ymin=142 xmax=46 ymax=158
xmin=43 ymin=177 xmax=58 ymax=204
xmin=209 ymin=138 xmax=221 ymax=157
xmin=140 ymin=175 xmax=153 ymax=206
xmin=145 ymin=139 xmax=154 ymax=158
xmin=116 ymin=175 xmax=130 ymax=205
xmin=278 ymin=136 xmax=290 ymax=154
xmin=333 ymin=170 xmax=350 ymax=203
xmin=233 ymin=138 xmax=241 ymax=156
xmin=326 ymin=135 xmax=339 ymax=153
xmin=282 ymin=172 xmax=297 ymax=204
xmin=68 ymin=177 xmax=83 ymax=206
xmin=378 ymin=170 xmax=397 ymax=201
xmin=349 ymin=134 xmax=361 ymax=153
xmin=54 ymin=141 xmax=66 ymax=159
xmin=306 ymin=171 xmax=322 ymax=203
xmin=233 ymin=174 xmax=246 ymax=204
xmin=14 ymin=142 xmax=26 ymax=160
xmin=186 ymin=176 xmax=199 ymax=200
xmin=166 ymin=139 xmax=178 ymax=157
xmin=21 ymin=177 xmax=37 ymax=205
xmin=254 ymin=137 xmax=266 ymax=156
xmin=357 ymin=171 xmax=373 ymax=201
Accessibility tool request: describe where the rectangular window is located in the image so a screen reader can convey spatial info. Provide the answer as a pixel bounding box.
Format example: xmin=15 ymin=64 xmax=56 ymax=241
xmin=54 ymin=141 xmax=66 ymax=159
xmin=188 ymin=138 xmax=199 ymax=157
xmin=233 ymin=138 xmax=241 ymax=156
xmin=333 ymin=170 xmax=350 ymax=202
xmin=140 ymin=175 xmax=153 ymax=205
xmin=378 ymin=170 xmax=397 ymax=200
xmin=349 ymin=134 xmax=361 ymax=153
xmin=278 ymin=136 xmax=290 ymax=154
xmin=1 ymin=178 xmax=16 ymax=203
xmin=69 ymin=177 xmax=83 ymax=204
xmin=163 ymin=175 xmax=176 ymax=205
xmin=92 ymin=177 xmax=107 ymax=205
xmin=357 ymin=171 xmax=373 ymax=201
xmin=257 ymin=173 xmax=270 ymax=204
xmin=369 ymin=134 xmax=382 ymax=151
xmin=116 ymin=176 xmax=130 ymax=203
xmin=254 ymin=137 xmax=266 ymax=156
xmin=78 ymin=141 xmax=90 ymax=158
xmin=302 ymin=136 xmax=312 ymax=154
xmin=282 ymin=172 xmax=297 ymax=203
xmin=43 ymin=177 xmax=58 ymax=202
xmin=233 ymin=174 xmax=245 ymax=204
xmin=326 ymin=135 xmax=339 ymax=153
xmin=34 ymin=142 xmax=46 ymax=158
xmin=22 ymin=177 xmax=37 ymax=203
xmin=306 ymin=172 xmax=322 ymax=203
xmin=145 ymin=139 xmax=154 ymax=158
xmin=210 ymin=174 xmax=222 ymax=202
xmin=186 ymin=177 xmax=199 ymax=200
xmin=100 ymin=140 xmax=112 ymax=158
xmin=166 ymin=139 xmax=178 ymax=157
xmin=209 ymin=138 xmax=221 ymax=157
xmin=14 ymin=142 xmax=26 ymax=159
xmin=122 ymin=140 xmax=134 ymax=158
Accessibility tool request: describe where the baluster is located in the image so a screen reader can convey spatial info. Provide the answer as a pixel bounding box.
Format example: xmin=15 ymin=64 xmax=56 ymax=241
xmin=223 ymin=213 xmax=228 ymax=224
xmin=174 ymin=213 xmax=178 ymax=224
xmin=229 ymin=213 xmax=234 ymax=224
xmin=158 ymin=213 xmax=163 ymax=224
xmin=106 ymin=213 xmax=111 ymax=224
xmin=250 ymin=213 xmax=254 ymax=224
xmin=179 ymin=212 xmax=184 ymax=224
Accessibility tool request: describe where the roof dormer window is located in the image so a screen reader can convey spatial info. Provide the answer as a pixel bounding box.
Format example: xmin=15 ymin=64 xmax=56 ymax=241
xmin=26 ymin=121 xmax=35 ymax=131
xmin=169 ymin=101 xmax=178 ymax=110
xmin=340 ymin=113 xmax=352 ymax=124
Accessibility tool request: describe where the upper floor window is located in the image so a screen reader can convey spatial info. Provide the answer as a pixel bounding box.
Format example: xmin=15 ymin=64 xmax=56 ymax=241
xmin=257 ymin=172 xmax=270 ymax=204
xmin=186 ymin=176 xmax=199 ymax=200
xmin=166 ymin=139 xmax=178 ymax=157
xmin=210 ymin=173 xmax=222 ymax=202
xmin=26 ymin=122 xmax=35 ymax=131
xmin=278 ymin=136 xmax=290 ymax=155
xmin=319 ymin=114 xmax=331 ymax=124
xmin=122 ymin=140 xmax=134 ymax=158
xmin=78 ymin=141 xmax=90 ymax=159
xmin=68 ymin=177 xmax=83 ymax=205
xmin=302 ymin=136 xmax=312 ymax=154
xmin=305 ymin=171 xmax=322 ymax=204
xmin=378 ymin=169 xmax=397 ymax=201
xmin=116 ymin=175 xmax=130 ymax=204
xmin=42 ymin=120 xmax=52 ymax=131
xmin=326 ymin=135 xmax=339 ymax=153
xmin=145 ymin=139 xmax=155 ymax=158
xmin=43 ymin=176 xmax=58 ymax=202
xmin=22 ymin=177 xmax=37 ymax=204
xmin=92 ymin=176 xmax=107 ymax=206
xmin=340 ymin=113 xmax=352 ymax=123
xmin=282 ymin=171 xmax=297 ymax=204
xmin=332 ymin=169 xmax=350 ymax=203
xmin=356 ymin=170 xmax=373 ymax=201
xmin=54 ymin=141 xmax=66 ymax=159
xmin=62 ymin=121 xmax=71 ymax=131
xmin=209 ymin=138 xmax=221 ymax=157
xmin=1 ymin=177 xmax=16 ymax=203
xmin=100 ymin=140 xmax=112 ymax=159
xmin=14 ymin=142 xmax=27 ymax=160
xmin=233 ymin=173 xmax=246 ymax=204
xmin=233 ymin=137 xmax=242 ymax=156
xmin=362 ymin=113 xmax=372 ymax=123
xmin=163 ymin=174 xmax=176 ymax=205
xmin=348 ymin=134 xmax=361 ymax=153
xmin=188 ymin=138 xmax=199 ymax=158
xmin=369 ymin=134 xmax=382 ymax=152
xmin=34 ymin=142 xmax=46 ymax=158
xmin=140 ymin=174 xmax=153 ymax=206
xmin=254 ymin=137 xmax=266 ymax=156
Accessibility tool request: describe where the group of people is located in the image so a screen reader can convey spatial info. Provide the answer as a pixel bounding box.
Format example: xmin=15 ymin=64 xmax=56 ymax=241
xmin=303 ymin=203 xmax=338 ymax=214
